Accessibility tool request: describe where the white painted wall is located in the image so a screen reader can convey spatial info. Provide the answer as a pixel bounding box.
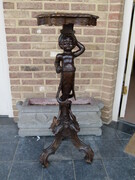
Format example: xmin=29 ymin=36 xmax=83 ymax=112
xmin=112 ymin=0 xmax=133 ymax=121
xmin=0 ymin=1 xmax=13 ymax=117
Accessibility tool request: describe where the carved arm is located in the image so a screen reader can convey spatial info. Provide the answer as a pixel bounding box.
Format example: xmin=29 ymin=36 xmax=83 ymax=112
xmin=73 ymin=41 xmax=85 ymax=57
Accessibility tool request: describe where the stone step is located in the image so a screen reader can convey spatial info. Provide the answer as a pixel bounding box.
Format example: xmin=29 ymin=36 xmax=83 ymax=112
xmin=18 ymin=112 xmax=102 ymax=129
xmin=17 ymin=98 xmax=103 ymax=137
xmin=18 ymin=127 xmax=102 ymax=137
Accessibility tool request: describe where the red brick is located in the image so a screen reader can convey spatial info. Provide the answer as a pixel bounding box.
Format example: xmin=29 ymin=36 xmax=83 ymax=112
xmin=110 ymin=5 xmax=122 ymax=11
xmin=6 ymin=28 xmax=30 ymax=34
xmin=80 ymin=51 xmax=92 ymax=58
xmin=103 ymin=73 xmax=114 ymax=79
xmin=74 ymin=72 xmax=79 ymax=78
xmin=92 ymin=79 xmax=102 ymax=85
xmin=21 ymin=66 xmax=43 ymax=71
xmin=81 ymin=73 xmax=102 ymax=78
xmin=84 ymin=29 xmax=106 ymax=35
xmin=32 ymin=28 xmax=56 ymax=34
xmin=93 ymin=66 xmax=103 ymax=72
xmin=71 ymin=4 xmax=95 ymax=11
xmin=91 ymin=92 xmax=101 ymax=98
xmin=44 ymin=3 xmax=69 ymax=10
xmin=77 ymin=36 xmax=93 ymax=43
xmin=43 ymin=36 xmax=58 ymax=42
xmin=4 ymin=11 xmax=30 ymax=18
xmin=104 ymin=65 xmax=116 ymax=74
xmin=8 ymin=51 xmax=19 ymax=57
xmin=46 ymin=93 xmax=56 ymax=98
xmin=76 ymin=66 xmax=91 ymax=71
xmin=32 ymin=43 xmax=56 ymax=50
xmin=13 ymin=111 xmax=19 ymax=118
xmin=4 ymin=19 xmax=16 ymax=27
xmin=7 ymin=43 xmax=31 ymax=50
xmin=98 ymin=4 xmax=108 ymax=11
xmin=102 ymin=92 xmax=113 ymax=99
xmin=103 ymin=79 xmax=115 ymax=86
xmin=33 ymin=58 xmax=54 ymax=64
xmin=8 ymin=58 xmax=31 ymax=64
xmin=3 ymin=2 xmax=14 ymax=9
xmin=105 ymin=59 xmax=116 ymax=66
xmin=9 ymin=66 xmax=19 ymax=71
xmin=45 ymin=86 xmax=56 ymax=92
xmin=67 ymin=0 xmax=83 ymax=1
xmin=6 ymin=36 xmax=17 ymax=42
xmin=107 ymin=29 xmax=121 ymax=36
xmin=46 ymin=80 xmax=59 ymax=85
xmin=75 ymin=86 xmax=79 ymax=91
xmin=11 ymin=86 xmax=33 ymax=92
xmin=106 ymin=44 xmax=119 ymax=51
xmin=81 ymin=58 xmax=103 ymax=64
xmin=10 ymin=72 xmax=32 ymax=78
xmin=44 ymin=51 xmax=51 ymax=57
xmin=22 ymin=79 xmax=44 ymax=85
xmin=93 ymin=51 xmax=104 ymax=58
xmin=75 ymin=29 xmax=82 ymax=35
xmin=34 ymin=72 xmax=56 ymax=78
xmin=110 ymin=0 xmax=122 ymax=3
xmin=19 ymin=36 xmax=42 ymax=42
xmin=23 ymin=93 xmax=44 ymax=99
xmin=107 ymin=37 xmax=120 ymax=44
xmin=76 ymin=92 xmax=90 ymax=97
xmin=108 ymin=21 xmax=122 ymax=28
xmin=85 ymin=44 xmax=104 ymax=50
xmin=97 ymin=21 xmax=107 ymax=28
xmin=45 ymin=66 xmax=55 ymax=71
xmin=31 ymin=11 xmax=44 ymax=18
xmin=12 ymin=93 xmax=21 ymax=99
xmin=109 ymin=13 xmax=121 ymax=20
xmin=95 ymin=37 xmax=106 ymax=43
xmin=10 ymin=79 xmax=20 ymax=85
xmin=20 ymin=51 xmax=43 ymax=57
xmin=17 ymin=2 xmax=42 ymax=9
xmin=105 ymin=51 xmax=118 ymax=59
xmin=76 ymin=79 xmax=90 ymax=85
xmin=18 ymin=20 xmax=37 ymax=26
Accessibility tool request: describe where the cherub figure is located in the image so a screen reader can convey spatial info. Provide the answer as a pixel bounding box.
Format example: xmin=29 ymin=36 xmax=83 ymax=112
xmin=55 ymin=33 xmax=85 ymax=102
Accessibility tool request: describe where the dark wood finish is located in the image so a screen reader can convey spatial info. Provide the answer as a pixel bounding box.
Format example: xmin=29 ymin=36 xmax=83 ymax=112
xmin=36 ymin=13 xmax=98 ymax=168
xmin=36 ymin=13 xmax=99 ymax=26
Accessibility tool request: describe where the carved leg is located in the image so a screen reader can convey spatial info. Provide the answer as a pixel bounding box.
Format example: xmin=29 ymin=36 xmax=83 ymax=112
xmin=40 ymin=132 xmax=62 ymax=168
xmin=70 ymin=130 xmax=94 ymax=163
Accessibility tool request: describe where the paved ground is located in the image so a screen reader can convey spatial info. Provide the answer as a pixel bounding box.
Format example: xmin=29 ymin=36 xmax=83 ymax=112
xmin=0 ymin=117 xmax=135 ymax=180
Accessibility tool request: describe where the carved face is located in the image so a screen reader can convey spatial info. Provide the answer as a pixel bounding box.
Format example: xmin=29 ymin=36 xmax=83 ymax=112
xmin=59 ymin=35 xmax=76 ymax=51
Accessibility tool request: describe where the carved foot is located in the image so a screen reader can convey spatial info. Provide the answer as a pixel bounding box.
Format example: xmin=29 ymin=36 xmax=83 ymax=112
xmin=40 ymin=133 xmax=62 ymax=168
xmin=70 ymin=130 xmax=94 ymax=163
xmin=40 ymin=151 xmax=49 ymax=168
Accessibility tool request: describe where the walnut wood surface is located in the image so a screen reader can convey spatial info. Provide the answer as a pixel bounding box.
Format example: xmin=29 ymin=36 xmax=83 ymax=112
xmin=36 ymin=12 xmax=99 ymax=26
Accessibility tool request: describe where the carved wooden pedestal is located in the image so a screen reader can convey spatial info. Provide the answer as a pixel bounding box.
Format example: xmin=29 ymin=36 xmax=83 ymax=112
xmin=36 ymin=13 xmax=99 ymax=167
xmin=40 ymin=100 xmax=94 ymax=167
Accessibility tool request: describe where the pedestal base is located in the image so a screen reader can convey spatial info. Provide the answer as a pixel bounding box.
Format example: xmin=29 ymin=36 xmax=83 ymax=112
xmin=40 ymin=130 xmax=94 ymax=168
xmin=40 ymin=100 xmax=94 ymax=168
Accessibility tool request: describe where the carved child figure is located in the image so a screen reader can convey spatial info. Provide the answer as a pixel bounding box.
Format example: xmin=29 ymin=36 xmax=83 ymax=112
xmin=55 ymin=33 xmax=85 ymax=102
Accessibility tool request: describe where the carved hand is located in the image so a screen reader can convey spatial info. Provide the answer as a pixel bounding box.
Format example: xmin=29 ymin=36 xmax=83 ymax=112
xmin=56 ymin=66 xmax=62 ymax=73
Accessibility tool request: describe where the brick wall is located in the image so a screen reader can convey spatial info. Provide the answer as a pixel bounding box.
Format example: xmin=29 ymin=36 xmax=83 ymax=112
xmin=3 ymin=0 xmax=124 ymax=123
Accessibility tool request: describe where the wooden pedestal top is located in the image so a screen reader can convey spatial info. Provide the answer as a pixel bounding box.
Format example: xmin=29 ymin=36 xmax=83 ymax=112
xmin=36 ymin=13 xmax=99 ymax=26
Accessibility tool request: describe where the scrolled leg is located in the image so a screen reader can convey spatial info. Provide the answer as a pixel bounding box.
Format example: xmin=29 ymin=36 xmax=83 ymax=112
xmin=40 ymin=133 xmax=62 ymax=168
xmin=70 ymin=130 xmax=94 ymax=163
